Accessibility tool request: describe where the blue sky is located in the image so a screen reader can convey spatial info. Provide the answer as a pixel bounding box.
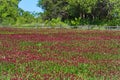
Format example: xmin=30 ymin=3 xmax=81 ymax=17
xmin=19 ymin=0 xmax=43 ymax=13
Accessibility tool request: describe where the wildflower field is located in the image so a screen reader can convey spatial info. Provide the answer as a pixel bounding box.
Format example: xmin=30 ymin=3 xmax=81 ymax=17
xmin=0 ymin=28 xmax=120 ymax=80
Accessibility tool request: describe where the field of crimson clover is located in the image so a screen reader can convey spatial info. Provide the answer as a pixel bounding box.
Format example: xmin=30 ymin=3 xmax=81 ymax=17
xmin=0 ymin=27 xmax=120 ymax=80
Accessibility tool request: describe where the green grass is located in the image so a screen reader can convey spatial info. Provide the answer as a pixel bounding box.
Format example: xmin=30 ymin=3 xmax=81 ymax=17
xmin=1 ymin=60 xmax=119 ymax=80
xmin=0 ymin=31 xmax=15 ymax=34
xmin=83 ymin=52 xmax=120 ymax=60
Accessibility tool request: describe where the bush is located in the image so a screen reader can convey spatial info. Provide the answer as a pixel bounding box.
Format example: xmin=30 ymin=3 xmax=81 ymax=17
xmin=65 ymin=17 xmax=81 ymax=26
xmin=1 ymin=17 xmax=15 ymax=26
xmin=44 ymin=18 xmax=69 ymax=28
xmin=107 ymin=19 xmax=120 ymax=26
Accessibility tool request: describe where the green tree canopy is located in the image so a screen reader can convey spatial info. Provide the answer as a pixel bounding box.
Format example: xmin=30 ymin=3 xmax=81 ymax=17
xmin=37 ymin=0 xmax=68 ymax=21
xmin=0 ymin=0 xmax=21 ymax=24
xmin=38 ymin=0 xmax=120 ymax=25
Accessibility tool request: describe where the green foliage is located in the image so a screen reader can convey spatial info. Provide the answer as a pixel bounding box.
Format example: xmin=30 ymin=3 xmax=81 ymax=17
xmin=38 ymin=0 xmax=120 ymax=26
xmin=0 ymin=0 xmax=39 ymax=26
xmin=15 ymin=11 xmax=38 ymax=26
xmin=1 ymin=17 xmax=15 ymax=25
xmin=0 ymin=0 xmax=120 ymax=27
xmin=108 ymin=19 xmax=120 ymax=26
xmin=37 ymin=0 xmax=68 ymax=21
xmin=45 ymin=18 xmax=69 ymax=28
xmin=70 ymin=17 xmax=81 ymax=26
xmin=0 ymin=0 xmax=21 ymax=25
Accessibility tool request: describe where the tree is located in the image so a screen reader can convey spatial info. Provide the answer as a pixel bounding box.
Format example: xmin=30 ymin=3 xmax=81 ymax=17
xmin=0 ymin=0 xmax=21 ymax=24
xmin=37 ymin=0 xmax=68 ymax=21
xmin=37 ymin=0 xmax=120 ymax=26
xmin=67 ymin=0 xmax=97 ymax=19
xmin=109 ymin=0 xmax=120 ymax=18
xmin=16 ymin=11 xmax=35 ymax=24
xmin=91 ymin=0 xmax=112 ymax=20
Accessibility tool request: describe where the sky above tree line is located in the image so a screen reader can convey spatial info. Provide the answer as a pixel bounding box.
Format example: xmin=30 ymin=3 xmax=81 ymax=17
xmin=19 ymin=0 xmax=43 ymax=13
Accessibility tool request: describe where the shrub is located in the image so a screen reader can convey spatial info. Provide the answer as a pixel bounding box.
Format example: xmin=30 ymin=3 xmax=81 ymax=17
xmin=107 ymin=19 xmax=120 ymax=26
xmin=44 ymin=18 xmax=69 ymax=28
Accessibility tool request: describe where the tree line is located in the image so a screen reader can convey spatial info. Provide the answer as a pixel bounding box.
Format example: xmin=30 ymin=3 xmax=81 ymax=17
xmin=0 ymin=0 xmax=120 ymax=27
xmin=38 ymin=0 xmax=120 ymax=26
xmin=0 ymin=0 xmax=40 ymax=26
